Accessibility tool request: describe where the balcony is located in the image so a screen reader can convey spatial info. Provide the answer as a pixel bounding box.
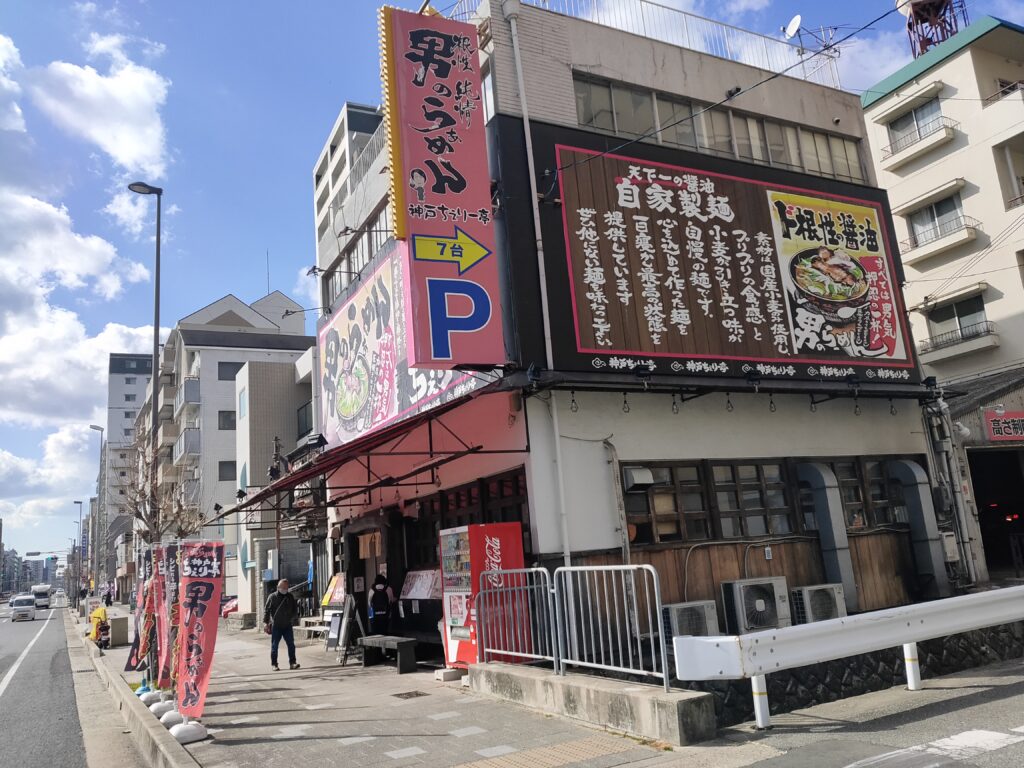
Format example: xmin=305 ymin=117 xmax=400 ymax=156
xmin=157 ymin=419 xmax=179 ymax=448
xmin=900 ymin=215 xmax=980 ymax=266
xmin=173 ymin=377 xmax=200 ymax=417
xmin=157 ymin=460 xmax=179 ymax=488
xmin=919 ymin=321 xmax=999 ymax=364
xmin=172 ymin=427 xmax=200 ymax=465
xmin=157 ymin=383 xmax=176 ymax=419
xmin=881 ymin=117 xmax=958 ymax=171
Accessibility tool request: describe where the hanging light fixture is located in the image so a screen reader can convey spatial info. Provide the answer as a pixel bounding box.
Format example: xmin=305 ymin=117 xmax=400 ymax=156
xmin=622 ymin=392 xmax=630 ymax=414
xmin=671 ymin=393 xmax=679 ymax=414
xmin=570 ymin=389 xmax=579 ymax=413
xmin=726 ymin=392 xmax=734 ymax=412
xmin=889 ymin=399 xmax=898 ymax=416
xmin=768 ymin=393 xmax=777 ymax=413
xmin=809 ymin=395 xmax=817 ymax=413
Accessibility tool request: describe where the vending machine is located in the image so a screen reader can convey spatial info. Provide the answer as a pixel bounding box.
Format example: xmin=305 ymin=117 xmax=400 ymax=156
xmin=439 ymin=522 xmax=524 ymax=668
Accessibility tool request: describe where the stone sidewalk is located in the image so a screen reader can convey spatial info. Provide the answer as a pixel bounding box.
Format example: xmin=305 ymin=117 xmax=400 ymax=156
xmin=105 ymin=625 xmax=686 ymax=768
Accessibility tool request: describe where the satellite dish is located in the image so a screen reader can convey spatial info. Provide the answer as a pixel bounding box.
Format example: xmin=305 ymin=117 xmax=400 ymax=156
xmin=783 ymin=14 xmax=802 ymax=40
xmin=896 ymin=0 xmax=913 ymax=18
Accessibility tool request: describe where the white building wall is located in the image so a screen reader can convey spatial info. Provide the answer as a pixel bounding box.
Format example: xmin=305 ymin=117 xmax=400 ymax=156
xmin=526 ymin=391 xmax=929 ymax=556
xmin=863 ymin=33 xmax=1024 ymax=383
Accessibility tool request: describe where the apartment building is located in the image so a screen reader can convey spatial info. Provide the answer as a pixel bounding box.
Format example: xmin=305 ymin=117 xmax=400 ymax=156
xmin=232 ymin=352 xmax=317 ymax=621
xmin=862 ymin=16 xmax=1024 ymax=579
xmin=137 ymin=291 xmax=314 ymax=597
xmin=94 ymin=354 xmax=152 ymax=585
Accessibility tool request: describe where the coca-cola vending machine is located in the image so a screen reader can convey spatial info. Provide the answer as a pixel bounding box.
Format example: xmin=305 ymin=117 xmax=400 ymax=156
xmin=439 ymin=522 xmax=524 ymax=668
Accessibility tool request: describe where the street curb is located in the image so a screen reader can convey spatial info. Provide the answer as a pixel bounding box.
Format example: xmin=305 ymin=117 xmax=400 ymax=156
xmin=62 ymin=610 xmax=201 ymax=768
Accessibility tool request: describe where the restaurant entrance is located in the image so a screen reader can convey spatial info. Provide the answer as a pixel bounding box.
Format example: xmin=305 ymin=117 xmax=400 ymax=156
xmin=968 ymin=448 xmax=1024 ymax=574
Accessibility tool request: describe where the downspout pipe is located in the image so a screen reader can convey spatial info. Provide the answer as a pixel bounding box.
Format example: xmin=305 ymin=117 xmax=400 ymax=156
xmin=502 ymin=0 xmax=572 ymax=566
xmin=932 ymin=397 xmax=979 ymax=584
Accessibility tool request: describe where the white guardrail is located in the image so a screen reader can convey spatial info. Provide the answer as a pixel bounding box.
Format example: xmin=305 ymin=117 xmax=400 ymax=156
xmin=675 ymin=586 xmax=1024 ymax=729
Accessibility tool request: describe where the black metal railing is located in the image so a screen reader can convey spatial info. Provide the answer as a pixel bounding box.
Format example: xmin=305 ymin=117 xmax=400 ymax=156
xmin=919 ymin=321 xmax=996 ymax=354
xmin=1008 ymin=193 xmax=1024 ymax=210
xmin=882 ymin=117 xmax=958 ymax=159
xmin=983 ymin=81 xmax=1023 ymax=106
xmin=900 ymin=214 xmax=979 ymax=251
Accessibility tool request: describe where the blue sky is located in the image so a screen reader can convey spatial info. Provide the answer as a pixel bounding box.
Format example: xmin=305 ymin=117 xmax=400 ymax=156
xmin=1 ymin=0 xmax=1020 ymax=560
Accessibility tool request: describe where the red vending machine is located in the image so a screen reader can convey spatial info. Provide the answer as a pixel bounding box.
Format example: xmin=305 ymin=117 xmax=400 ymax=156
xmin=439 ymin=522 xmax=524 ymax=668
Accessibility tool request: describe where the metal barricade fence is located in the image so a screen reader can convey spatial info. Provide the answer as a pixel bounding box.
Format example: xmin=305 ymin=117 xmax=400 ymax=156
xmin=477 ymin=568 xmax=558 ymax=671
xmin=553 ymin=565 xmax=670 ymax=692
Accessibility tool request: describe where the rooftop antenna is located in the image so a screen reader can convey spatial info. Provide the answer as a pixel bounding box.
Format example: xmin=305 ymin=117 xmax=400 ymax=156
xmin=898 ymin=0 xmax=969 ymax=59
xmin=780 ymin=13 xmax=842 ymax=86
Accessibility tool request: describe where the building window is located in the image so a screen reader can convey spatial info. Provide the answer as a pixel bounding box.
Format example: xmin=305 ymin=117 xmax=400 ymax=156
xmin=218 ymin=461 xmax=236 ymax=481
xmin=218 ymin=361 xmax=244 ymax=381
xmin=907 ymin=194 xmax=963 ymax=248
xmin=123 ymin=428 xmax=132 ymax=437
xmin=886 ymin=97 xmax=941 ymax=154
xmin=125 ymin=376 xmax=136 ymax=384
xmin=124 ymin=410 xmax=136 ymax=420
xmin=218 ymin=410 xmax=236 ymax=430
xmin=126 ymin=360 xmax=137 ymax=369
xmin=118 ymin=489 xmax=125 ymax=495
xmin=927 ymin=295 xmax=987 ymax=340
xmin=832 ymin=459 xmax=908 ymax=529
xmin=297 ymin=401 xmax=313 ymax=439
xmin=571 ymin=74 xmax=862 ymax=182
xmin=119 ymin=471 xmax=127 ymax=478
xmin=711 ymin=462 xmax=793 ymax=538
xmin=119 ymin=452 xmax=127 ymax=460
xmin=238 ymin=388 xmax=248 ymax=420
xmin=125 ymin=394 xmax=136 ymax=402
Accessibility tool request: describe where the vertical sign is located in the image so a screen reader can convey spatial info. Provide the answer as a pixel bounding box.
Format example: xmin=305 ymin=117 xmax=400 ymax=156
xmin=124 ymin=547 xmax=153 ymax=672
xmin=381 ymin=8 xmax=504 ymax=369
xmin=177 ymin=541 xmax=225 ymax=719
xmin=164 ymin=545 xmax=182 ymax=689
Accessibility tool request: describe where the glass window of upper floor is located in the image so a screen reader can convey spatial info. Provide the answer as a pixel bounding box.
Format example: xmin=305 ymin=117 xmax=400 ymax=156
xmin=907 ymin=194 xmax=964 ymax=248
xmin=572 ymin=75 xmax=863 ymax=183
xmin=927 ymin=295 xmax=987 ymax=339
xmin=322 ymin=203 xmax=393 ymax=310
xmin=886 ymin=97 xmax=942 ymax=153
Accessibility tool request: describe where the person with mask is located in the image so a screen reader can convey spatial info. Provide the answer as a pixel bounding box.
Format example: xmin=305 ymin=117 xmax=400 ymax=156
xmin=263 ymin=579 xmax=301 ymax=671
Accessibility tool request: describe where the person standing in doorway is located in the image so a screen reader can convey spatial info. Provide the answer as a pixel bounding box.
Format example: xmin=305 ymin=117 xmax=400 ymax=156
xmin=263 ymin=579 xmax=301 ymax=671
xmin=368 ymin=574 xmax=395 ymax=635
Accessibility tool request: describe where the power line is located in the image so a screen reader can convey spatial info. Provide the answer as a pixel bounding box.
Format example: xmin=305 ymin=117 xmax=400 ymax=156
xmin=922 ymin=213 xmax=1024 ymax=300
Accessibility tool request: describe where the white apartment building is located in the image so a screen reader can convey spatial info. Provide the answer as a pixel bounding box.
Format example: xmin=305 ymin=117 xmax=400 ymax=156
xmin=138 ymin=291 xmax=314 ymax=597
xmin=96 ymin=354 xmax=152 ymax=583
xmin=862 ymin=16 xmax=1024 ymax=578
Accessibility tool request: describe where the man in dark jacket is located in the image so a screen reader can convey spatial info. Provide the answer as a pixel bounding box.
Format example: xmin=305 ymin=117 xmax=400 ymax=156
xmin=263 ymin=579 xmax=301 ymax=671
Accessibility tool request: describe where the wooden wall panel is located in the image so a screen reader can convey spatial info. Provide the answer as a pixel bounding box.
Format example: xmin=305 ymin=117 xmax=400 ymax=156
xmin=848 ymin=531 xmax=913 ymax=611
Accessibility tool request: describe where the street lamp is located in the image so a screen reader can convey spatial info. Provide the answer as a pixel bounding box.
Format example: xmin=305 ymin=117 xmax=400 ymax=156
xmin=89 ymin=424 xmax=105 ymax=589
xmin=74 ymin=501 xmax=83 ymax=605
xmin=128 ymin=181 xmax=163 ymax=542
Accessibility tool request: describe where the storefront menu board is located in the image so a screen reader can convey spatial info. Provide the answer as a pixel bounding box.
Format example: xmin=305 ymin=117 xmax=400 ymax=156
xmin=553 ymin=146 xmax=918 ymax=383
xmin=400 ymin=569 xmax=443 ymax=600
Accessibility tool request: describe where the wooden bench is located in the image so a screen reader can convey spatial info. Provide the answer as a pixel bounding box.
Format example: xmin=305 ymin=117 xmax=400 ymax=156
xmin=358 ymin=635 xmax=418 ymax=674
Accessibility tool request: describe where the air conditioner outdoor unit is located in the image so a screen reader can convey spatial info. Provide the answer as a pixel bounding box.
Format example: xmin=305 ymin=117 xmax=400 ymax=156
xmin=663 ymin=600 xmax=720 ymax=637
xmin=790 ymin=584 xmax=847 ymax=624
xmin=721 ymin=577 xmax=792 ymax=634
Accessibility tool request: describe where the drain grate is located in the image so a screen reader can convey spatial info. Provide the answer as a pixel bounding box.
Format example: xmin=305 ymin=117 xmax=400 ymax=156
xmin=392 ymin=690 xmax=429 ymax=699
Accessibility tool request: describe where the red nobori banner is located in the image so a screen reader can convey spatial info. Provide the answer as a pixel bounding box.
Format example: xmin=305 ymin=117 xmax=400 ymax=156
xmin=176 ymin=541 xmax=224 ymax=719
xmin=381 ymin=8 xmax=504 ymax=369
xmin=152 ymin=546 xmax=168 ymax=687
xmin=984 ymin=410 xmax=1024 ymax=442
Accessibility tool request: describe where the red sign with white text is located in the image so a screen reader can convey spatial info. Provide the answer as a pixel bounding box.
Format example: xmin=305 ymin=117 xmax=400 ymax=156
xmin=382 ymin=8 xmax=504 ymax=369
xmin=176 ymin=542 xmax=224 ymax=719
xmin=984 ymin=410 xmax=1024 ymax=442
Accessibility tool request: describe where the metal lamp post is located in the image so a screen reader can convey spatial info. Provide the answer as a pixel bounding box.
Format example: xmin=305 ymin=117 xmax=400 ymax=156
xmin=89 ymin=424 xmax=105 ymax=590
xmin=128 ymin=182 xmax=163 ymax=543
xmin=74 ymin=500 xmax=83 ymax=605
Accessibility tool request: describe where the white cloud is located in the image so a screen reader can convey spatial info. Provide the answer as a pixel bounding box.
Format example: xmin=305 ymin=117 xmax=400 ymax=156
xmin=836 ymin=29 xmax=914 ymax=94
xmin=165 ymin=203 xmax=181 ymax=216
xmin=102 ymin=189 xmax=148 ymax=236
xmin=292 ymin=266 xmax=321 ymax=311
xmin=0 ymin=33 xmax=26 ymax=132
xmin=25 ymin=32 xmax=170 ymax=179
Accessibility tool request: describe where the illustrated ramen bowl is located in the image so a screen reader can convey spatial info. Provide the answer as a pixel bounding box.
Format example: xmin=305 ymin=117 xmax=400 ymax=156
xmin=789 ymin=247 xmax=870 ymax=325
xmin=336 ymin=356 xmax=371 ymax=429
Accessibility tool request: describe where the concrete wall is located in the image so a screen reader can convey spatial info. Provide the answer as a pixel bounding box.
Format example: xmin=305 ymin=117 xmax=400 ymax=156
xmin=478 ymin=0 xmax=869 ymax=168
xmin=526 ymin=389 xmax=929 ymax=556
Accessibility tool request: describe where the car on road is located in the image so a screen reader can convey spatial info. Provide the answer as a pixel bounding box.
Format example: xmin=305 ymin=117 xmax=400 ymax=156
xmin=10 ymin=596 xmax=36 ymax=621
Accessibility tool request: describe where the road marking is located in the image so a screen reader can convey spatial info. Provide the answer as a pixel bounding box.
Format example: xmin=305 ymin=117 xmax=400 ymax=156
xmin=0 ymin=608 xmax=55 ymax=701
xmin=229 ymin=715 xmax=259 ymax=724
xmin=846 ymin=729 xmax=1024 ymax=766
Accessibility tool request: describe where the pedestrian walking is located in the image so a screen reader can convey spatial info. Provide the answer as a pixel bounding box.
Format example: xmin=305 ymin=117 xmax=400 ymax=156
xmin=103 ymin=589 xmax=112 ymax=608
xmin=368 ymin=574 xmax=396 ymax=635
xmin=263 ymin=579 xmax=300 ymax=671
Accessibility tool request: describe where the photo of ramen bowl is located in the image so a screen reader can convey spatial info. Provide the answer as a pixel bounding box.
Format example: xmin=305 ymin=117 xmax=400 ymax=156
xmin=789 ymin=246 xmax=870 ymax=324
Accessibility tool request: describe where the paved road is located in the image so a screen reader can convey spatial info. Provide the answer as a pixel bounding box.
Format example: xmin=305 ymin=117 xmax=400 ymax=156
xmin=0 ymin=604 xmax=88 ymax=768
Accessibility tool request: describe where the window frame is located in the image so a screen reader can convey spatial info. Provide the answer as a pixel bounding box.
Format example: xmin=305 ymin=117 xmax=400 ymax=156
xmin=218 ymin=460 xmax=237 ymax=482
xmin=217 ymin=410 xmax=237 ymax=431
xmin=830 ymin=457 xmax=910 ymax=530
xmin=217 ymin=361 xmax=245 ymax=381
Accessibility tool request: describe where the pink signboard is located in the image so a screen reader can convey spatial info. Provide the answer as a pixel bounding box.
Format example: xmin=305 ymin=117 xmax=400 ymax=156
xmin=382 ymin=8 xmax=504 ymax=369
xmin=984 ymin=410 xmax=1024 ymax=442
